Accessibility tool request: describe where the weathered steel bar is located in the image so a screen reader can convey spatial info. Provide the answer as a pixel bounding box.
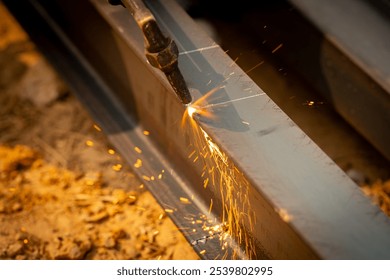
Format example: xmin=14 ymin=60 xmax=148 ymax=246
xmin=4 ymin=0 xmax=390 ymax=259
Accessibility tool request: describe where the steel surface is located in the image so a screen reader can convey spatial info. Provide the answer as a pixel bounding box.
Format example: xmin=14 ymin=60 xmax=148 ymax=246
xmin=288 ymin=0 xmax=390 ymax=160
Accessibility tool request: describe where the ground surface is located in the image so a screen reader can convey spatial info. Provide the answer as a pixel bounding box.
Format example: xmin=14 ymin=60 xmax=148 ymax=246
xmin=0 ymin=2 xmax=198 ymax=260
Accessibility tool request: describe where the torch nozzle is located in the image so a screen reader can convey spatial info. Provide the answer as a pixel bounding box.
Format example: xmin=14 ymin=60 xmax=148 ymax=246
xmin=109 ymin=0 xmax=192 ymax=105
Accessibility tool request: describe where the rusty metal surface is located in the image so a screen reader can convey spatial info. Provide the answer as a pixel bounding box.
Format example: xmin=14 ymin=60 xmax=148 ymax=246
xmin=4 ymin=0 xmax=390 ymax=259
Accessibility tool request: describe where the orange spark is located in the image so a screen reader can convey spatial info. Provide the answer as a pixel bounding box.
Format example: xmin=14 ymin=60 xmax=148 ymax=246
xmin=272 ymin=43 xmax=283 ymax=53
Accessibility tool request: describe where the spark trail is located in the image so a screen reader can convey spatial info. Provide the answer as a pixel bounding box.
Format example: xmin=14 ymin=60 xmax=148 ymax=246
xmin=181 ymin=88 xmax=257 ymax=259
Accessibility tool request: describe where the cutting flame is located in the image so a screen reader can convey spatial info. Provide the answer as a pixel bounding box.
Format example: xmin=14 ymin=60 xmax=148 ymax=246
xmin=187 ymin=105 xmax=197 ymax=118
xmin=182 ymin=86 xmax=224 ymax=127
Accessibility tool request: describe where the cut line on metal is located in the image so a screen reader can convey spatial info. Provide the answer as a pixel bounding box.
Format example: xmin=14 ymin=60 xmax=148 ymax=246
xmin=201 ymin=93 xmax=265 ymax=109
xmin=179 ymin=45 xmax=220 ymax=55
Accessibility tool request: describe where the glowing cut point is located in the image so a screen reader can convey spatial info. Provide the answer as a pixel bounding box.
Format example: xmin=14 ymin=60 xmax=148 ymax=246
xmin=187 ymin=105 xmax=197 ymax=118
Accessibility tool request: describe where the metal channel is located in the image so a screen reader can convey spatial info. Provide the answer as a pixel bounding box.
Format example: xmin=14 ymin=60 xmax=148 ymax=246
xmin=286 ymin=0 xmax=390 ymax=160
xmin=4 ymin=0 xmax=390 ymax=259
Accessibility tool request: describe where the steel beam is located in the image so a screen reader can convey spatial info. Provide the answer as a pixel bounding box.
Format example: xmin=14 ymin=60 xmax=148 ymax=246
xmin=4 ymin=0 xmax=390 ymax=259
xmin=286 ymin=0 xmax=390 ymax=160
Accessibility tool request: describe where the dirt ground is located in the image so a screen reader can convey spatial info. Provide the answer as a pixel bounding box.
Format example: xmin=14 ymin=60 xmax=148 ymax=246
xmin=0 ymin=2 xmax=199 ymax=260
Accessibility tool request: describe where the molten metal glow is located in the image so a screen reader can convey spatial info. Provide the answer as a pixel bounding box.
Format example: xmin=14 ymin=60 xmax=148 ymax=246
xmin=187 ymin=105 xmax=197 ymax=118
xmin=182 ymin=86 xmax=224 ymax=128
